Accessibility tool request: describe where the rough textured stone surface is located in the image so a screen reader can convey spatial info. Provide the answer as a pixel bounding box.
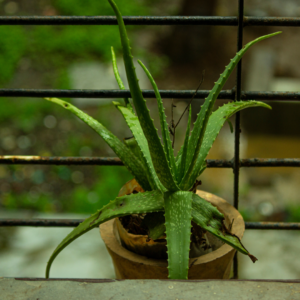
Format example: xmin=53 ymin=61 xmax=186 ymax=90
xmin=0 ymin=278 xmax=299 ymax=300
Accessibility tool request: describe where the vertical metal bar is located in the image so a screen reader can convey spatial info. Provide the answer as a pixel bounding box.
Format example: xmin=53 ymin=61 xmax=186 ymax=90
xmin=234 ymin=0 xmax=244 ymax=208
xmin=233 ymin=0 xmax=244 ymax=279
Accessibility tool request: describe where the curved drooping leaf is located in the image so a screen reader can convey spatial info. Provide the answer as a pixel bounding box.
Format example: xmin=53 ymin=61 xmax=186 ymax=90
xmin=115 ymin=102 xmax=165 ymax=191
xmin=180 ymin=31 xmax=281 ymax=190
xmin=191 ymin=193 xmax=257 ymax=261
xmin=108 ymin=0 xmax=179 ymax=192
xmin=164 ymin=191 xmax=193 ymax=279
xmin=177 ymin=106 xmax=192 ymax=182
xmin=138 ymin=60 xmax=177 ymax=177
xmin=45 ymin=97 xmax=151 ymax=191
xmin=180 ymin=100 xmax=271 ymax=189
xmin=46 ymin=190 xmax=164 ymax=278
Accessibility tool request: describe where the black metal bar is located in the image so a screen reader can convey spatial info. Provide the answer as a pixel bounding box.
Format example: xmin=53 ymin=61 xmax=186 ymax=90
xmin=0 ymin=88 xmax=222 ymax=99
xmin=0 ymin=219 xmax=83 ymax=227
xmin=0 ymin=219 xmax=299 ymax=229
xmin=0 ymin=156 xmax=123 ymax=166
xmin=244 ymin=16 xmax=300 ymax=27
xmin=233 ymin=0 xmax=245 ymax=280
xmin=245 ymin=222 xmax=300 ymax=230
xmin=1 ymin=156 xmax=300 ymax=167
xmin=234 ymin=0 xmax=244 ymax=211
xmin=1 ymin=89 xmax=300 ymax=101
xmin=240 ymin=91 xmax=300 ymax=101
xmin=0 ymin=16 xmax=300 ymax=27
xmin=239 ymin=158 xmax=300 ymax=167
xmin=209 ymin=158 xmax=300 ymax=168
xmin=0 ymin=16 xmax=238 ymax=26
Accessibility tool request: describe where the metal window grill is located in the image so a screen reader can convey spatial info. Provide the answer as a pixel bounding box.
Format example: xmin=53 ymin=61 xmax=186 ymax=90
xmin=1 ymin=0 xmax=300 ymax=281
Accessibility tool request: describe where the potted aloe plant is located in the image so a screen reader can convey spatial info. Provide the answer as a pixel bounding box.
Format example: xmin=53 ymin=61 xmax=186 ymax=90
xmin=45 ymin=0 xmax=280 ymax=280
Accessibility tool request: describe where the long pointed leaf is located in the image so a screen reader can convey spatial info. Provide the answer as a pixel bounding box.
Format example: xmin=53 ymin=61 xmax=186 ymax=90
xmin=45 ymin=97 xmax=151 ymax=191
xmin=46 ymin=190 xmax=164 ymax=278
xmin=164 ymin=191 xmax=193 ymax=279
xmin=180 ymin=32 xmax=281 ymax=190
xmin=175 ymin=152 xmax=182 ymax=172
xmin=111 ymin=46 xmax=134 ymax=111
xmin=177 ymin=106 xmax=192 ymax=182
xmin=108 ymin=0 xmax=179 ymax=192
xmin=111 ymin=46 xmax=126 ymax=91
xmin=115 ymin=102 xmax=165 ymax=191
xmin=180 ymin=100 xmax=271 ymax=189
xmin=175 ymin=146 xmax=183 ymax=176
xmin=175 ymin=149 xmax=182 ymax=163
xmin=123 ymin=137 xmax=146 ymax=168
xmin=192 ymin=193 xmax=257 ymax=262
xmin=138 ymin=60 xmax=177 ymax=176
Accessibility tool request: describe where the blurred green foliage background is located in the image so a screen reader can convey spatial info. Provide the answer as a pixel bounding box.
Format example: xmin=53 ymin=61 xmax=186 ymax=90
xmin=2 ymin=0 xmax=300 ymax=224
xmin=0 ymin=0 xmax=164 ymax=214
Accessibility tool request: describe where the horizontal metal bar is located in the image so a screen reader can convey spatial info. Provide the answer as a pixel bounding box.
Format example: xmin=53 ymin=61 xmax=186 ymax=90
xmin=0 ymin=156 xmax=123 ymax=166
xmin=0 ymin=16 xmax=237 ymax=26
xmin=245 ymin=222 xmax=300 ymax=230
xmin=209 ymin=158 xmax=300 ymax=168
xmin=242 ymin=91 xmax=300 ymax=101
xmin=239 ymin=158 xmax=300 ymax=167
xmin=2 ymin=88 xmax=231 ymax=99
xmin=1 ymin=156 xmax=300 ymax=167
xmin=244 ymin=16 xmax=300 ymax=27
xmin=1 ymin=89 xmax=300 ymax=101
xmin=0 ymin=219 xmax=83 ymax=227
xmin=1 ymin=219 xmax=299 ymax=229
xmin=0 ymin=16 xmax=300 ymax=27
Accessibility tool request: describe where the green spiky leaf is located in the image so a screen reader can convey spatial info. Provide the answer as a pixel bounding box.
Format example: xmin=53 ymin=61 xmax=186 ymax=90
xmin=192 ymin=193 xmax=257 ymax=261
xmin=46 ymin=190 xmax=164 ymax=278
xmin=164 ymin=191 xmax=193 ymax=279
xmin=45 ymin=97 xmax=151 ymax=191
xmin=181 ymin=100 xmax=271 ymax=190
xmin=111 ymin=46 xmax=126 ymax=91
xmin=138 ymin=60 xmax=177 ymax=177
xmin=177 ymin=106 xmax=192 ymax=182
xmin=108 ymin=0 xmax=179 ymax=192
xmin=111 ymin=46 xmax=134 ymax=111
xmin=123 ymin=137 xmax=146 ymax=168
xmin=227 ymin=119 xmax=233 ymax=133
xmin=115 ymin=102 xmax=165 ymax=191
xmin=180 ymin=31 xmax=281 ymax=190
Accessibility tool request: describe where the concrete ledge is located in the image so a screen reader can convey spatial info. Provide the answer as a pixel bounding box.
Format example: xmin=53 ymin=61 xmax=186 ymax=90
xmin=1 ymin=278 xmax=300 ymax=300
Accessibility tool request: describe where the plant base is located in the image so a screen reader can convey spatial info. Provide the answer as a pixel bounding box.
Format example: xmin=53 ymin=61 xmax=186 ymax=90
xmin=100 ymin=190 xmax=245 ymax=279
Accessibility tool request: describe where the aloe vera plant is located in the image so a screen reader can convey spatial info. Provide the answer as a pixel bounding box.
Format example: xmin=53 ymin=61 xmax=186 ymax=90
xmin=45 ymin=0 xmax=281 ymax=279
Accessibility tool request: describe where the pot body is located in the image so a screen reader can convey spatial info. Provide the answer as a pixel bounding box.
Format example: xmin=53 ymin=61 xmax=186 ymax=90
xmin=100 ymin=182 xmax=245 ymax=279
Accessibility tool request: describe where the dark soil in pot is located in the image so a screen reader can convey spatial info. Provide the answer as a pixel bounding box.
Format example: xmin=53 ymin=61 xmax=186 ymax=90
xmin=118 ymin=214 xmax=224 ymax=259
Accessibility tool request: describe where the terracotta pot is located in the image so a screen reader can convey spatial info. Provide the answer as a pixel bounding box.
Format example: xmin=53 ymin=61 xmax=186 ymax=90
xmin=100 ymin=184 xmax=245 ymax=279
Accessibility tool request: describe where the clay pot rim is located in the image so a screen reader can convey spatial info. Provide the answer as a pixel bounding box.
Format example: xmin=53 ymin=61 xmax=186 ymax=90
xmin=100 ymin=190 xmax=245 ymax=267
